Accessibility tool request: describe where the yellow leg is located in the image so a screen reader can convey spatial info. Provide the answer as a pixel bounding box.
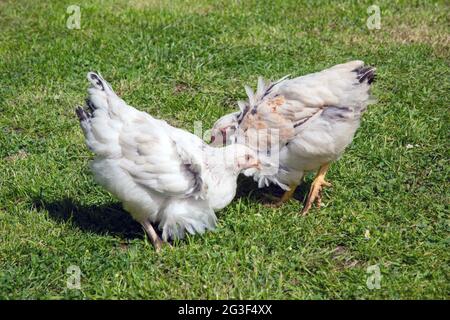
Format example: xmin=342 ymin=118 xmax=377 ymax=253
xmin=142 ymin=220 xmax=163 ymax=252
xmin=301 ymin=163 xmax=332 ymax=215
xmin=279 ymin=184 xmax=299 ymax=203
xmin=265 ymin=183 xmax=299 ymax=207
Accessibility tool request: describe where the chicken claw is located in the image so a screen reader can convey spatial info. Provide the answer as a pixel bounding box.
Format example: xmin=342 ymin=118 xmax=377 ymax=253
xmin=142 ymin=220 xmax=163 ymax=252
xmin=264 ymin=183 xmax=299 ymax=207
xmin=301 ymin=163 xmax=331 ymax=215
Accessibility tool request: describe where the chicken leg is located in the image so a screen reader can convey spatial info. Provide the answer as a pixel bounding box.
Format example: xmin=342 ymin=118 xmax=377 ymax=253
xmin=264 ymin=183 xmax=299 ymax=207
xmin=301 ymin=163 xmax=331 ymax=215
xmin=142 ymin=220 xmax=163 ymax=252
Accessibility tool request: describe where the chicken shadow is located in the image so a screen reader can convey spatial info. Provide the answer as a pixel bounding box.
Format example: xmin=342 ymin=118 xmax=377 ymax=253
xmin=235 ymin=175 xmax=311 ymax=204
xmin=32 ymin=178 xmax=311 ymax=240
xmin=33 ymin=198 xmax=144 ymax=240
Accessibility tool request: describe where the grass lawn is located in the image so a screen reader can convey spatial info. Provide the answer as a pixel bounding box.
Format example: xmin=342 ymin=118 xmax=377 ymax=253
xmin=0 ymin=0 xmax=448 ymax=299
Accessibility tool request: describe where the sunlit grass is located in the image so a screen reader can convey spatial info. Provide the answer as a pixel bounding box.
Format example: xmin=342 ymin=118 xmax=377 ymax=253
xmin=0 ymin=0 xmax=448 ymax=299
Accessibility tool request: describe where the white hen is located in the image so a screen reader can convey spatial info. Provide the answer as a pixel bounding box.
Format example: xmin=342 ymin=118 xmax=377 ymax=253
xmin=211 ymin=61 xmax=376 ymax=214
xmin=76 ymin=72 xmax=260 ymax=250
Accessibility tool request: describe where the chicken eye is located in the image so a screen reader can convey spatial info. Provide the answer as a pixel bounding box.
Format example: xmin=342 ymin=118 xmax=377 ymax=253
xmin=245 ymin=154 xmax=251 ymax=161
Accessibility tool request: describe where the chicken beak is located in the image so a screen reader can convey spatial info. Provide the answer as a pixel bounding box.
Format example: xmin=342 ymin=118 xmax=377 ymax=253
xmin=254 ymin=160 xmax=262 ymax=170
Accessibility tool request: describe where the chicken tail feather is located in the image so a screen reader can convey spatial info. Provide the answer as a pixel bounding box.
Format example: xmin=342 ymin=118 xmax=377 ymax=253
xmin=75 ymin=105 xmax=89 ymax=121
xmin=84 ymin=71 xmax=126 ymax=117
xmin=354 ymin=66 xmax=376 ymax=85
xmin=87 ymin=71 xmax=111 ymax=92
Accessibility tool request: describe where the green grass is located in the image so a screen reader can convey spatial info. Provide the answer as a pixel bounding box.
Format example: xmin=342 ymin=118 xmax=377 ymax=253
xmin=0 ymin=0 xmax=449 ymax=299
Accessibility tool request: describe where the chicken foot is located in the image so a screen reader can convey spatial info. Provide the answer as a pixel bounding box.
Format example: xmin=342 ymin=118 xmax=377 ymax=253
xmin=301 ymin=163 xmax=331 ymax=215
xmin=141 ymin=220 xmax=163 ymax=252
xmin=264 ymin=183 xmax=299 ymax=208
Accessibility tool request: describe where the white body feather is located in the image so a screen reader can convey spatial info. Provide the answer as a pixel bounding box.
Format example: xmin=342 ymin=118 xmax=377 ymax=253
xmin=78 ymin=73 xmax=250 ymax=241
xmin=213 ymin=61 xmax=376 ymax=189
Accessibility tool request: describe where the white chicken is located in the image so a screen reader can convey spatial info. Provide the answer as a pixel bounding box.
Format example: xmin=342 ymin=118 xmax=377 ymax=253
xmin=211 ymin=61 xmax=376 ymax=214
xmin=76 ymin=72 xmax=260 ymax=251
